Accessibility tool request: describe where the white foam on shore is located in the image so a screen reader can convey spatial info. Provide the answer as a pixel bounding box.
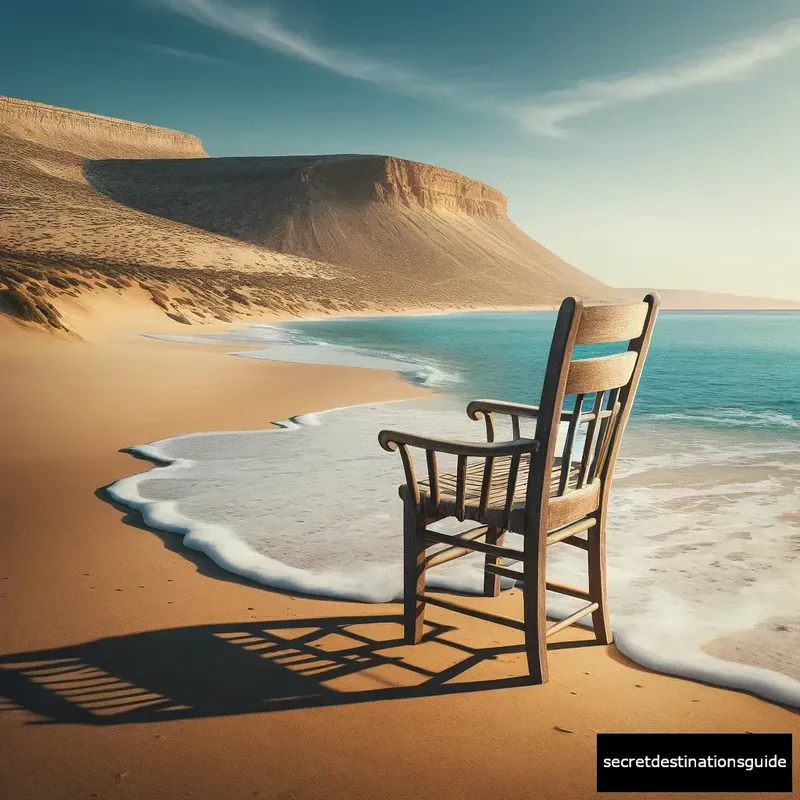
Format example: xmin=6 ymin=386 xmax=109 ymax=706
xmin=644 ymin=408 xmax=800 ymax=430
xmin=107 ymin=398 xmax=800 ymax=708
xmin=141 ymin=326 xmax=459 ymax=390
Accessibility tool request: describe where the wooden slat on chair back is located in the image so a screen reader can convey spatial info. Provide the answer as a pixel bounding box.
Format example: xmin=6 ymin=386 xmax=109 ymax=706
xmin=573 ymin=301 xmax=650 ymax=345
xmin=524 ymin=293 xmax=660 ymax=537
xmin=564 ymin=351 xmax=637 ymax=395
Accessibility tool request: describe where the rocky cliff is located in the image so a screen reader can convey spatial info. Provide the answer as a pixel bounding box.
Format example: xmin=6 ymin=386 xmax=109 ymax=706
xmin=375 ymin=157 xmax=506 ymax=217
xmin=0 ymin=96 xmax=207 ymax=160
xmin=1 ymin=97 xmax=620 ymax=333
xmin=86 ymin=153 xmax=617 ymax=307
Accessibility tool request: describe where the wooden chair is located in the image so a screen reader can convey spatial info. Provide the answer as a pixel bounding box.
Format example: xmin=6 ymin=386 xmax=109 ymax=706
xmin=378 ymin=293 xmax=660 ymax=683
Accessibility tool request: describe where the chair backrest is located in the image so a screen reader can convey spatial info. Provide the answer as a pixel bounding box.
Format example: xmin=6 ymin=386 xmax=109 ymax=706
xmin=525 ymin=293 xmax=660 ymax=534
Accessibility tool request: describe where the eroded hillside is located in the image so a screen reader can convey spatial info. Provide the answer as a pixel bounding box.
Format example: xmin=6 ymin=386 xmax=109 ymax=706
xmin=1 ymin=96 xmax=619 ymax=334
xmin=87 ymin=153 xmax=617 ymax=308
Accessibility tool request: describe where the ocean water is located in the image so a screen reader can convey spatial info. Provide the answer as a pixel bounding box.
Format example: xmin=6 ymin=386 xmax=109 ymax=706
xmin=115 ymin=311 xmax=800 ymax=706
xmin=263 ymin=310 xmax=800 ymax=430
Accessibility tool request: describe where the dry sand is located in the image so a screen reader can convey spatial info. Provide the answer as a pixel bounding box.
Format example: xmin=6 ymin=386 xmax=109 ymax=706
xmin=1 ymin=320 xmax=798 ymax=800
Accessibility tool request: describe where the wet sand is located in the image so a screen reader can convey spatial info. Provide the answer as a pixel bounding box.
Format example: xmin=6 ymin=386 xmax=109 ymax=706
xmin=1 ymin=323 xmax=798 ymax=799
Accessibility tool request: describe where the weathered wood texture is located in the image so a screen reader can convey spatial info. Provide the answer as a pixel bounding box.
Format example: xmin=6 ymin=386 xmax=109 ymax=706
xmin=379 ymin=293 xmax=660 ymax=683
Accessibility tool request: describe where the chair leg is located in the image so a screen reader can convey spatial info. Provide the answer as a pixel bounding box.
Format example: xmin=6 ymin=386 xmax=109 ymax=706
xmin=483 ymin=526 xmax=504 ymax=597
xmin=403 ymin=498 xmax=426 ymax=644
xmin=588 ymin=513 xmax=613 ymax=645
xmin=522 ymin=542 xmax=549 ymax=684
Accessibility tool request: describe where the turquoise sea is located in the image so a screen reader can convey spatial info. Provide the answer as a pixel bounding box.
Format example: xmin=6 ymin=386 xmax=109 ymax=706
xmin=281 ymin=310 xmax=800 ymax=435
xmin=115 ymin=310 xmax=800 ymax=707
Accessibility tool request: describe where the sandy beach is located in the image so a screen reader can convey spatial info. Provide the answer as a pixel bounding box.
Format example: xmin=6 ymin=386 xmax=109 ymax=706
xmin=1 ymin=319 xmax=798 ymax=800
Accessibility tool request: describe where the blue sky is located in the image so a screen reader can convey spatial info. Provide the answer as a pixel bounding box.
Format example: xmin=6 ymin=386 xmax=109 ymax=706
xmin=3 ymin=1 xmax=799 ymax=299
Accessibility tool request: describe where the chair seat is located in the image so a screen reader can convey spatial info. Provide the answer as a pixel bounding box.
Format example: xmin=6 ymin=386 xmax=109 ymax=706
xmin=407 ymin=454 xmax=593 ymax=533
xmin=380 ymin=294 xmax=659 ymax=680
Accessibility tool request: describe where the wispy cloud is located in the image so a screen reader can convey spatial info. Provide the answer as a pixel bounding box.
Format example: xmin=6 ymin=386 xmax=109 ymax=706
xmin=150 ymin=2 xmax=800 ymax=137
xmin=513 ymin=18 xmax=800 ymax=136
xmin=138 ymin=41 xmax=241 ymax=66
xmin=152 ymin=0 xmax=461 ymax=101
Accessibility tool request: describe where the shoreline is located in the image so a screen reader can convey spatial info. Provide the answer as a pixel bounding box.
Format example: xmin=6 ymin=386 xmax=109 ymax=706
xmin=7 ymin=294 xmax=800 ymax=369
xmin=140 ymin=313 xmax=800 ymax=440
xmin=108 ymin=318 xmax=800 ymax=708
xmin=106 ymin=389 xmax=800 ymax=708
xmin=2 ymin=326 xmax=799 ymax=799
xmin=11 ymin=288 xmax=800 ymax=351
xmin=127 ymin=301 xmax=800 ymax=337
xmin=42 ymin=289 xmax=560 ymax=342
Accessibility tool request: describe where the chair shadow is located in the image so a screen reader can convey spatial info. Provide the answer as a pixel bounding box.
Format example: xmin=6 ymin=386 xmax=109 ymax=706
xmin=0 ymin=614 xmax=604 ymax=727
xmin=49 ymin=455 xmax=607 ymax=727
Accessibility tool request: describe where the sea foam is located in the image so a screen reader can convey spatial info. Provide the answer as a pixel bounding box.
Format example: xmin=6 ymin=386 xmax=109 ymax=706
xmin=107 ymin=397 xmax=800 ymax=708
xmin=142 ymin=325 xmax=459 ymax=390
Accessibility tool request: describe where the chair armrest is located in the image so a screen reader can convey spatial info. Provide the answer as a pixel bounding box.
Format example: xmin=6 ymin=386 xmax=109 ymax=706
xmin=378 ymin=430 xmax=539 ymax=509
xmin=466 ymin=398 xmax=599 ymax=441
xmin=378 ymin=430 xmax=538 ymax=457
xmin=466 ymin=399 xmax=542 ymax=442
xmin=466 ymin=399 xmax=542 ymax=421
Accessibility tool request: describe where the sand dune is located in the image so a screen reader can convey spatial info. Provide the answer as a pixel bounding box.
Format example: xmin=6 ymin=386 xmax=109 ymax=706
xmin=1 ymin=96 xmax=620 ymax=335
xmin=0 ymin=97 xmax=331 ymax=281
xmin=5 ymin=95 xmax=790 ymax=337
xmin=85 ymin=153 xmax=617 ymax=308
